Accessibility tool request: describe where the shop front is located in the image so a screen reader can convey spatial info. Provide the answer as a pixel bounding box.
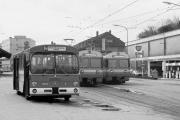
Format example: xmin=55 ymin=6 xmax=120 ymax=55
xmin=130 ymin=54 xmax=180 ymax=79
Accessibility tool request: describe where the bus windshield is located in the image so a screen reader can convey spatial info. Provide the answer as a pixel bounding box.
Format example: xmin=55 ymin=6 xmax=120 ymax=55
xmin=108 ymin=59 xmax=129 ymax=69
xmin=79 ymin=58 xmax=102 ymax=68
xmin=79 ymin=58 xmax=89 ymax=68
xmin=90 ymin=58 xmax=102 ymax=68
xmin=31 ymin=53 xmax=78 ymax=74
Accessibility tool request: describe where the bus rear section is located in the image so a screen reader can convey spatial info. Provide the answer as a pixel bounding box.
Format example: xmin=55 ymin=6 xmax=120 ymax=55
xmin=13 ymin=45 xmax=80 ymax=101
xmin=79 ymin=50 xmax=103 ymax=86
xmin=103 ymin=52 xmax=131 ymax=84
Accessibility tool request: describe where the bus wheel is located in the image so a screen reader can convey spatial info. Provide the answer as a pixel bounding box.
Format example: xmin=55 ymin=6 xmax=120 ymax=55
xmin=112 ymin=77 xmax=117 ymax=84
xmin=92 ymin=78 xmax=97 ymax=86
xmin=103 ymin=78 xmax=106 ymax=83
xmin=25 ymin=95 xmax=31 ymax=100
xmin=64 ymin=96 xmax=71 ymax=101
xmin=17 ymin=91 xmax=22 ymax=95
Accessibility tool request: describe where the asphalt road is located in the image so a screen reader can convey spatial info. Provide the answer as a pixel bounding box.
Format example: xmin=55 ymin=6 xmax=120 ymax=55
xmin=0 ymin=73 xmax=178 ymax=120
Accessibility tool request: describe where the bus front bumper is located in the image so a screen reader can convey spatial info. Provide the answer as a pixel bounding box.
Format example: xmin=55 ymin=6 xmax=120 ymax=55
xmin=29 ymin=87 xmax=80 ymax=96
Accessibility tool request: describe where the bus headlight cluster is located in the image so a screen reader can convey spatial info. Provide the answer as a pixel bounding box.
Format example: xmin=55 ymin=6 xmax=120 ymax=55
xmin=80 ymin=70 xmax=84 ymax=73
xmin=32 ymin=89 xmax=37 ymax=93
xmin=73 ymin=82 xmax=79 ymax=87
xmin=74 ymin=88 xmax=78 ymax=93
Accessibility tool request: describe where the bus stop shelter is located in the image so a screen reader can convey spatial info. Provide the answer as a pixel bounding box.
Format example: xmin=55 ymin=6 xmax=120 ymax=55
xmin=0 ymin=48 xmax=11 ymax=58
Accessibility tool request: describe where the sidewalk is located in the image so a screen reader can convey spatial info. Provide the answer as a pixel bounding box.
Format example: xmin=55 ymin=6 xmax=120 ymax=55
xmin=158 ymin=77 xmax=180 ymax=81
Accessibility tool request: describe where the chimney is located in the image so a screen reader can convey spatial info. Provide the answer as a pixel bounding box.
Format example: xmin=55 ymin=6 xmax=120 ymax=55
xmin=109 ymin=30 xmax=111 ymax=34
xmin=96 ymin=31 xmax=99 ymax=36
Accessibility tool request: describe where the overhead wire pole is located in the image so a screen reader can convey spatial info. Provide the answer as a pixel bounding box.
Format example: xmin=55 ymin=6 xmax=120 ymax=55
xmin=113 ymin=25 xmax=129 ymax=54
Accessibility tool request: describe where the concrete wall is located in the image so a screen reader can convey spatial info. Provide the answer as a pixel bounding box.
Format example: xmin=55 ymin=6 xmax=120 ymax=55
xmin=166 ymin=35 xmax=180 ymax=55
xmin=149 ymin=39 xmax=164 ymax=56
xmin=128 ymin=29 xmax=180 ymax=59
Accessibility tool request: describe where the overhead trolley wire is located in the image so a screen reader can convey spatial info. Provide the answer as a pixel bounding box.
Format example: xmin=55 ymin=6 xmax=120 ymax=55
xmin=85 ymin=0 xmax=139 ymax=29
xmin=134 ymin=2 xmax=180 ymax=26
xmin=63 ymin=0 xmax=139 ymax=40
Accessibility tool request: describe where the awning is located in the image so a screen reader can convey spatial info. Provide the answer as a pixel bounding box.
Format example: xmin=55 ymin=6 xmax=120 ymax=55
xmin=0 ymin=48 xmax=11 ymax=58
xmin=130 ymin=54 xmax=180 ymax=61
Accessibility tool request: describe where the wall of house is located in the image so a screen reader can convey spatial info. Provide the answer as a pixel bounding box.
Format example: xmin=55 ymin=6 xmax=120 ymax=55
xmin=166 ymin=35 xmax=180 ymax=55
xmin=149 ymin=38 xmax=164 ymax=57
xmin=128 ymin=30 xmax=180 ymax=59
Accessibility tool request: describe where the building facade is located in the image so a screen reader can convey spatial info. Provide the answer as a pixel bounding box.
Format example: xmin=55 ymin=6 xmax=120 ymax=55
xmin=128 ymin=29 xmax=180 ymax=79
xmin=1 ymin=36 xmax=36 ymax=71
xmin=74 ymin=31 xmax=125 ymax=54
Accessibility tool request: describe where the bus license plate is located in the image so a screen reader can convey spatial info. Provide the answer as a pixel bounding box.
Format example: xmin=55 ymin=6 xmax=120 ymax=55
xmin=52 ymin=87 xmax=59 ymax=94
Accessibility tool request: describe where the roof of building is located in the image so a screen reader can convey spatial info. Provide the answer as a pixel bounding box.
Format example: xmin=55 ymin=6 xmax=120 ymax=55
xmin=0 ymin=48 xmax=11 ymax=58
xmin=74 ymin=31 xmax=125 ymax=47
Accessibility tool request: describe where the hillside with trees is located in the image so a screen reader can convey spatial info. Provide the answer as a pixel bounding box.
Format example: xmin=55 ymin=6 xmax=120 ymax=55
xmin=138 ymin=17 xmax=180 ymax=39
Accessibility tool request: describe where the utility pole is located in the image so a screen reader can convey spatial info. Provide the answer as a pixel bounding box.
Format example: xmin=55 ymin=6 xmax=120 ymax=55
xmin=113 ymin=24 xmax=129 ymax=54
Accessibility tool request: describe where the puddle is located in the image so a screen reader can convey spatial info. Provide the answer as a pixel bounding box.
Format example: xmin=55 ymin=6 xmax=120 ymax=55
xmin=130 ymin=90 xmax=145 ymax=95
xmin=118 ymin=88 xmax=145 ymax=95
xmin=119 ymin=89 xmax=131 ymax=92
xmin=83 ymin=99 xmax=91 ymax=102
xmin=94 ymin=104 xmax=114 ymax=108
xmin=82 ymin=99 xmax=121 ymax=111
xmin=102 ymin=108 xmax=121 ymax=111
xmin=94 ymin=103 xmax=121 ymax=111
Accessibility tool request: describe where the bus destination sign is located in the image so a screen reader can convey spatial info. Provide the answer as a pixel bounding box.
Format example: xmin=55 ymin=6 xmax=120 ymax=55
xmin=45 ymin=46 xmax=66 ymax=51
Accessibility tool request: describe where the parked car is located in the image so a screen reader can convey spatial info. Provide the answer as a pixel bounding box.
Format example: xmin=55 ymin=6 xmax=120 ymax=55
xmin=130 ymin=70 xmax=142 ymax=77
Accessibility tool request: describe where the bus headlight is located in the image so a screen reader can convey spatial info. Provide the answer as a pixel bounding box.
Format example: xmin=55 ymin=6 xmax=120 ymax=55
xmin=73 ymin=82 xmax=79 ymax=87
xmin=74 ymin=88 xmax=78 ymax=93
xmin=32 ymin=82 xmax=37 ymax=87
xmin=80 ymin=70 xmax=84 ymax=73
xmin=32 ymin=89 xmax=37 ymax=93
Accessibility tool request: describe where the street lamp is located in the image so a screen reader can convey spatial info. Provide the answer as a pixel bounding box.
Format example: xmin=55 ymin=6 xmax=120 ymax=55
xmin=163 ymin=1 xmax=180 ymax=7
xmin=113 ymin=24 xmax=129 ymax=54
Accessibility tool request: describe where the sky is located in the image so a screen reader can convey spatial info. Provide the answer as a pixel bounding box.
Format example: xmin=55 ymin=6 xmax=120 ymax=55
xmin=0 ymin=0 xmax=180 ymax=45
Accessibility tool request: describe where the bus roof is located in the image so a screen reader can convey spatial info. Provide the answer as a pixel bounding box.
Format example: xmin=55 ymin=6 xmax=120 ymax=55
xmin=28 ymin=44 xmax=78 ymax=54
xmin=13 ymin=44 xmax=78 ymax=57
xmin=79 ymin=50 xmax=102 ymax=57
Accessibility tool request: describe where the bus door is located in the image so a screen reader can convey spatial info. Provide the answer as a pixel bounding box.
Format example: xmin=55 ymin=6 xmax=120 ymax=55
xmin=13 ymin=57 xmax=19 ymax=90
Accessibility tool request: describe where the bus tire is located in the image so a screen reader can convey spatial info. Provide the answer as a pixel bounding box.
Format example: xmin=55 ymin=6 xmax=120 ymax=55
xmin=17 ymin=91 xmax=22 ymax=95
xmin=92 ymin=78 xmax=97 ymax=86
xmin=103 ymin=78 xmax=106 ymax=83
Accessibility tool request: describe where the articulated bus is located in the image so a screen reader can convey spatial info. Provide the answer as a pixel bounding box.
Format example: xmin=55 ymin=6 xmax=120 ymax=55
xmin=13 ymin=45 xmax=80 ymax=101
xmin=103 ymin=52 xmax=130 ymax=84
xmin=79 ymin=50 xmax=103 ymax=86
